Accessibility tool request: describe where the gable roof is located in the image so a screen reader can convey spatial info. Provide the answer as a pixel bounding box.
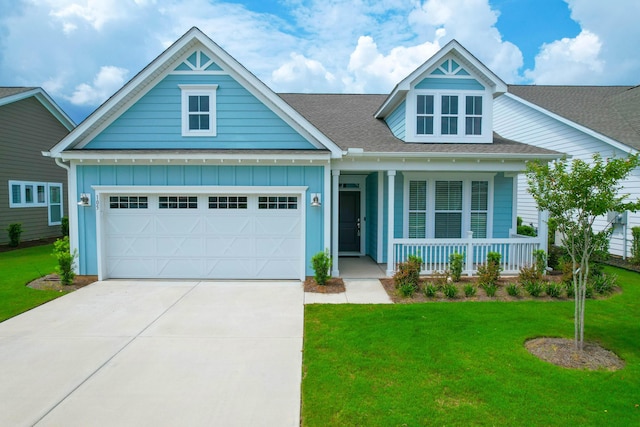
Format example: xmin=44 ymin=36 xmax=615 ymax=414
xmin=0 ymin=87 xmax=75 ymax=131
xmin=508 ymin=85 xmax=640 ymax=152
xmin=47 ymin=27 xmax=343 ymax=158
xmin=281 ymin=93 xmax=560 ymax=159
xmin=376 ymin=39 xmax=508 ymax=118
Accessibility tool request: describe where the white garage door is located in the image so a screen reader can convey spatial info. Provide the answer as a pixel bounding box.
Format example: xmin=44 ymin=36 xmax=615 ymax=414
xmin=103 ymin=193 xmax=303 ymax=279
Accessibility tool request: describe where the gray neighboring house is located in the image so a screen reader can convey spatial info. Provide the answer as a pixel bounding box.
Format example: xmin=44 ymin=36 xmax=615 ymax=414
xmin=494 ymin=85 xmax=640 ymax=257
xmin=0 ymin=87 xmax=75 ymax=245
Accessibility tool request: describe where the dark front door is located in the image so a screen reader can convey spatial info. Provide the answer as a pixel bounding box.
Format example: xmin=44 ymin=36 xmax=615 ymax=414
xmin=339 ymin=191 xmax=361 ymax=252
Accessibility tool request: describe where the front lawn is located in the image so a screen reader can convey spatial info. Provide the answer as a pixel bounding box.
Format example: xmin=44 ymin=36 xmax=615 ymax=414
xmin=0 ymin=244 xmax=65 ymax=322
xmin=302 ymin=266 xmax=640 ymax=426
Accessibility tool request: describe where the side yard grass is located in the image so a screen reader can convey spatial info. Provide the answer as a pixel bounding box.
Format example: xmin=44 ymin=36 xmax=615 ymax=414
xmin=302 ymin=266 xmax=640 ymax=426
xmin=0 ymin=244 xmax=65 ymax=322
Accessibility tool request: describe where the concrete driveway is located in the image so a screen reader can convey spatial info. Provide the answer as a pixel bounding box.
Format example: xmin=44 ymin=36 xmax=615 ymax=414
xmin=0 ymin=280 xmax=303 ymax=426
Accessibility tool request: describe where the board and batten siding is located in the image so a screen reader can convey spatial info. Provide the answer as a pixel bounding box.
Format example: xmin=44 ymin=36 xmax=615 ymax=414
xmin=84 ymin=73 xmax=316 ymax=150
xmin=75 ymin=164 xmax=325 ymax=276
xmin=494 ymin=95 xmax=640 ymax=257
xmin=493 ymin=173 xmax=514 ymax=238
xmin=0 ymin=97 xmax=69 ymax=244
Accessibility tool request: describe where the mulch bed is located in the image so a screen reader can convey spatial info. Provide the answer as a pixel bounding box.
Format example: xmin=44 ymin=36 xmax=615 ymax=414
xmin=304 ymin=276 xmax=345 ymax=293
xmin=27 ymin=274 xmax=97 ymax=292
xmin=525 ymin=337 xmax=625 ymax=370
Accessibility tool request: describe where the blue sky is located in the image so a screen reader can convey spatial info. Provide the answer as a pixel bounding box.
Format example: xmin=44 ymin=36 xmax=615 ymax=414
xmin=1 ymin=0 xmax=637 ymax=124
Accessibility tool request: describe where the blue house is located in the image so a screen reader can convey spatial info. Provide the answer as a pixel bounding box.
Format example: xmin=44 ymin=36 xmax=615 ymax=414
xmin=47 ymin=27 xmax=559 ymax=281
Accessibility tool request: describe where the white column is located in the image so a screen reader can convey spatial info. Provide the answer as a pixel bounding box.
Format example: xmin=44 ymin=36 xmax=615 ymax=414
xmin=386 ymin=170 xmax=396 ymax=276
xmin=331 ymin=169 xmax=340 ymax=277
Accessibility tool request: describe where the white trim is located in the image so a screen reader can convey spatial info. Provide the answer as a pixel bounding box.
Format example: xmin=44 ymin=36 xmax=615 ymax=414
xmin=504 ymin=92 xmax=638 ymax=155
xmin=93 ymin=185 xmax=308 ymax=281
xmin=323 ymin=164 xmax=331 ymax=256
xmin=47 ymin=183 xmax=64 ymax=226
xmin=69 ymin=163 xmax=80 ymax=274
xmin=60 ymin=151 xmax=331 ymax=162
xmin=386 ymin=171 xmax=396 ymax=276
xmin=179 ymin=84 xmax=218 ymax=137
xmin=7 ymin=180 xmax=48 ymax=208
xmin=331 ymin=170 xmax=340 ymax=276
xmin=377 ymin=172 xmax=384 ymax=262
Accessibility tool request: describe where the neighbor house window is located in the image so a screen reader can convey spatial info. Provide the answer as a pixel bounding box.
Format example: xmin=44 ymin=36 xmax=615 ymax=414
xmin=180 ymin=84 xmax=218 ymax=136
xmin=8 ymin=180 xmax=63 ymax=225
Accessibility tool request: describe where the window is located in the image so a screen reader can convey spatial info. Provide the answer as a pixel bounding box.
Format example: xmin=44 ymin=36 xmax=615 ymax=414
xmin=258 ymin=196 xmax=297 ymax=210
xmin=440 ymin=95 xmax=458 ymax=135
xmin=416 ymin=95 xmax=434 ymax=135
xmin=8 ymin=180 xmax=55 ymax=209
xmin=434 ymin=181 xmax=463 ymax=238
xmin=180 ymin=85 xmax=218 ymax=136
xmin=465 ymin=96 xmax=482 ymax=135
xmin=405 ymin=177 xmax=491 ymax=239
xmin=209 ymin=196 xmax=248 ymax=209
xmin=159 ymin=196 xmax=198 ymax=209
xmin=109 ymin=196 xmax=149 ymax=209
xmin=48 ymin=184 xmax=63 ymax=225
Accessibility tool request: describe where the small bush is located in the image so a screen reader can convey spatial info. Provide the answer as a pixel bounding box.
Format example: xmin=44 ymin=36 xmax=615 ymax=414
xmin=547 ymin=245 xmax=565 ymax=271
xmin=506 ymin=283 xmax=520 ymax=296
xmin=591 ymin=272 xmax=617 ymax=295
xmin=398 ymin=282 xmax=416 ymax=298
xmin=443 ymin=283 xmax=458 ymax=299
xmin=586 ymin=284 xmax=594 ymax=299
xmin=517 ymin=224 xmax=536 ymax=237
xmin=311 ymin=250 xmax=332 ymax=286
xmin=463 ymin=284 xmax=477 ymax=297
xmin=6 ymin=223 xmax=22 ymax=247
xmin=61 ymin=216 xmax=69 ymax=237
xmin=53 ymin=236 xmax=77 ymax=285
xmin=519 ymin=265 xmax=540 ymax=284
xmin=524 ymin=280 xmax=544 ymax=297
xmin=545 ymin=282 xmax=563 ymax=298
xmin=533 ymin=250 xmax=547 ymax=276
xmin=560 ymin=260 xmax=575 ymax=285
xmin=632 ymin=226 xmax=640 ymax=265
xmin=431 ymin=270 xmax=449 ymax=287
xmin=481 ymin=283 xmax=498 ymax=297
xmin=394 ymin=255 xmax=422 ymax=295
xmin=449 ymin=252 xmax=464 ymax=282
xmin=424 ymin=283 xmax=438 ymax=297
xmin=566 ymin=282 xmax=575 ymax=298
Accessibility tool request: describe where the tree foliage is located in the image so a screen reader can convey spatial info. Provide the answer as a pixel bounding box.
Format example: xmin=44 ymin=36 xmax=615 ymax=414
xmin=526 ymin=153 xmax=640 ymax=350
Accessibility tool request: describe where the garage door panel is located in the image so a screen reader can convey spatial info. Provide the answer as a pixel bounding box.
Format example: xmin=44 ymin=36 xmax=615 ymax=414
xmin=106 ymin=215 xmax=154 ymax=235
xmin=206 ymin=259 xmax=256 ymax=278
xmin=155 ymin=216 xmax=204 ymax=235
xmin=205 ymin=237 xmax=254 ymax=256
xmin=255 ymin=216 xmax=301 ymax=235
xmin=255 ymin=259 xmax=300 ymax=279
xmin=107 ymin=258 xmax=157 ymax=278
xmin=255 ymin=238 xmax=300 ymax=257
xmin=156 ymin=237 xmax=205 ymax=256
xmin=157 ymin=258 xmax=205 ymax=278
xmin=205 ymin=216 xmax=252 ymax=234
xmin=108 ymin=236 xmax=155 ymax=256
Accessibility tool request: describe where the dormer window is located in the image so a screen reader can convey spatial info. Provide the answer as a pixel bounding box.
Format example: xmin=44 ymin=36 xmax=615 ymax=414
xmin=441 ymin=95 xmax=458 ymax=135
xmin=465 ymin=96 xmax=482 ymax=135
xmin=416 ymin=95 xmax=434 ymax=135
xmin=180 ymin=84 xmax=218 ymax=137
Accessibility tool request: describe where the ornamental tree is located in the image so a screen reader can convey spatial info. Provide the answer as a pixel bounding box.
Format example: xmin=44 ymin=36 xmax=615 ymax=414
xmin=526 ymin=153 xmax=640 ymax=350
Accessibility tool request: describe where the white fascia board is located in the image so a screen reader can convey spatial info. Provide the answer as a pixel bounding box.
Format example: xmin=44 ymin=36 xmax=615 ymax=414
xmin=350 ymin=151 xmax=561 ymax=161
xmin=1 ymin=88 xmax=76 ymax=131
xmin=61 ymin=151 xmax=331 ymax=163
xmin=504 ymin=93 xmax=638 ymax=156
xmin=92 ymin=185 xmax=308 ymax=195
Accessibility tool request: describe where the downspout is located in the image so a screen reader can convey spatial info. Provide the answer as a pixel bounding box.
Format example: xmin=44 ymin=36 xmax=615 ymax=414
xmin=54 ymin=157 xmax=70 ymax=171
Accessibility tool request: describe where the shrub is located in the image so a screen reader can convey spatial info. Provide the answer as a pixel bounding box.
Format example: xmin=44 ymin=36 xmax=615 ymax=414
xmin=478 ymin=252 xmax=502 ymax=286
xmin=6 ymin=223 xmax=22 ymax=247
xmin=565 ymin=282 xmax=575 ymax=298
xmin=560 ymin=260 xmax=575 ymax=285
xmin=463 ymin=283 xmax=477 ymax=297
xmin=61 ymin=216 xmax=69 ymax=237
xmin=53 ymin=236 xmax=77 ymax=285
xmin=524 ymin=280 xmax=544 ymax=297
xmin=591 ymin=272 xmax=617 ymax=295
xmin=449 ymin=252 xmax=464 ymax=282
xmin=518 ymin=265 xmax=540 ymax=284
xmin=424 ymin=283 xmax=438 ymax=297
xmin=431 ymin=270 xmax=449 ymax=287
xmin=506 ymin=283 xmax=520 ymax=296
xmin=585 ymin=284 xmax=594 ymax=299
xmin=311 ymin=250 xmax=332 ymax=286
xmin=398 ymin=282 xmax=416 ymax=298
xmin=394 ymin=255 xmax=422 ymax=294
xmin=533 ymin=249 xmax=547 ymax=276
xmin=481 ymin=283 xmax=497 ymax=297
xmin=545 ymin=282 xmax=563 ymax=298
xmin=443 ymin=283 xmax=458 ymax=299
xmin=632 ymin=226 xmax=640 ymax=265
xmin=547 ymin=245 xmax=565 ymax=271
xmin=517 ymin=224 xmax=537 ymax=237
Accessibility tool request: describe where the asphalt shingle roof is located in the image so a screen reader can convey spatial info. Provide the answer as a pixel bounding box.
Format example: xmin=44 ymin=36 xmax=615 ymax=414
xmin=279 ymin=93 xmax=560 ymax=157
xmin=0 ymin=87 xmax=36 ymax=100
xmin=508 ymin=85 xmax=640 ymax=151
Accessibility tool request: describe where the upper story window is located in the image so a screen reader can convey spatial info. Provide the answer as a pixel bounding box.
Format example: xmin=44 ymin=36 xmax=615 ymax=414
xmin=179 ymin=85 xmax=218 ymax=137
xmin=465 ymin=96 xmax=482 ymax=135
xmin=414 ymin=93 xmax=485 ymax=139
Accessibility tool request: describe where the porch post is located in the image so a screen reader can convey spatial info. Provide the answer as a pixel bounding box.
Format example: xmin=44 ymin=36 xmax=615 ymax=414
xmin=331 ymin=170 xmax=340 ymax=277
xmin=386 ymin=170 xmax=396 ymax=276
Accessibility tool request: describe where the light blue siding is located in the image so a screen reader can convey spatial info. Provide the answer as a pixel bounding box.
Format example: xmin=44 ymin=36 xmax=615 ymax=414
xmin=76 ymin=164 xmax=325 ymax=276
xmin=84 ymin=73 xmax=316 ymax=150
xmin=415 ymin=77 xmax=484 ymax=91
xmin=493 ymin=173 xmax=513 ymax=238
xmin=385 ymin=101 xmax=406 ymax=140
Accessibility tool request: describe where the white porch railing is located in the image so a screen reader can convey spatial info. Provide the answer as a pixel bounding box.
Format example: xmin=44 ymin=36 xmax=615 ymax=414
xmin=391 ymin=231 xmax=544 ymax=276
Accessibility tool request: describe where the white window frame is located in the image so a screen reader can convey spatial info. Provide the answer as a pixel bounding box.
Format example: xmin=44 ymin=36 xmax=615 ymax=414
xmin=47 ymin=183 xmax=63 ymax=226
xmin=8 ymin=180 xmax=63 ymax=225
xmin=406 ymin=89 xmax=492 ymax=143
xmin=403 ymin=173 xmax=494 ymax=239
xmin=179 ymin=84 xmax=218 ymax=137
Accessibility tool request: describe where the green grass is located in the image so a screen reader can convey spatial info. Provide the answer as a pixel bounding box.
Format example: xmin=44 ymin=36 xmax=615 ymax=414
xmin=302 ymin=266 xmax=640 ymax=426
xmin=0 ymin=244 xmax=66 ymax=322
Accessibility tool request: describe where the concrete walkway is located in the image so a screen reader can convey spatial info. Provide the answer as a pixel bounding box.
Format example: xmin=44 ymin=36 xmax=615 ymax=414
xmin=0 ymin=280 xmax=303 ymax=427
xmin=304 ymin=279 xmax=393 ymax=304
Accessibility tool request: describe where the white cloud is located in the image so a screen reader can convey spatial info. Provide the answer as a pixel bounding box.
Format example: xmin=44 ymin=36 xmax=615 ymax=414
xmin=272 ymin=53 xmax=338 ymax=92
xmin=68 ymin=66 xmax=128 ymax=105
xmin=525 ymin=30 xmax=604 ymax=84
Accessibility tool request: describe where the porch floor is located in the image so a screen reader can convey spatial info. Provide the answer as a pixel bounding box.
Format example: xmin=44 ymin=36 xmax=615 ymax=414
xmin=338 ymin=256 xmax=387 ymax=279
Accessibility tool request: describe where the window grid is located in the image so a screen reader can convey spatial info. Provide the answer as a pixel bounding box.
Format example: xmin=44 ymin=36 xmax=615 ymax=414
xmin=434 ymin=181 xmax=463 ymax=238
xmin=416 ymin=95 xmax=434 ymax=135
xmin=441 ymin=95 xmax=458 ymax=135
xmin=109 ymin=196 xmax=149 ymax=209
xmin=258 ymin=196 xmax=298 ymax=210
xmin=188 ymin=95 xmax=210 ymax=131
xmin=209 ymin=196 xmax=248 ymax=209
xmin=465 ymin=96 xmax=483 ymax=135
xmin=408 ymin=180 xmax=427 ymax=238
xmin=470 ymin=181 xmax=488 ymax=238
xmin=159 ymin=196 xmax=198 ymax=209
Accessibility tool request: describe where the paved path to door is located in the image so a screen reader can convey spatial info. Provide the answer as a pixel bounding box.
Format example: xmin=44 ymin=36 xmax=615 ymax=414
xmin=0 ymin=280 xmax=303 ymax=427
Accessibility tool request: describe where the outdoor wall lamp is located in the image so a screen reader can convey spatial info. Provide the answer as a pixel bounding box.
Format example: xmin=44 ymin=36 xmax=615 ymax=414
xmin=78 ymin=193 xmax=91 ymax=207
xmin=310 ymin=193 xmax=321 ymax=207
